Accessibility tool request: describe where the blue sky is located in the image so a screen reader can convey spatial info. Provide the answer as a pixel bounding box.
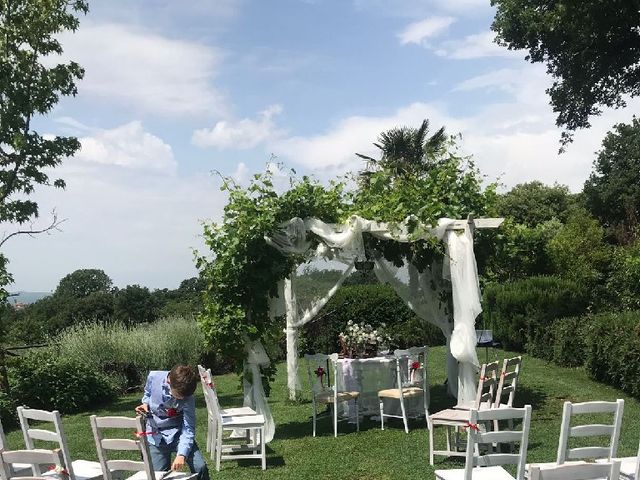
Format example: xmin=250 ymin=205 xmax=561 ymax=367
xmin=5 ymin=0 xmax=639 ymax=292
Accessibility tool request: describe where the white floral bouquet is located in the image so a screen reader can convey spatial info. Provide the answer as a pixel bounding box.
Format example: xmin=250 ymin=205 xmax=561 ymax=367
xmin=338 ymin=320 xmax=390 ymax=358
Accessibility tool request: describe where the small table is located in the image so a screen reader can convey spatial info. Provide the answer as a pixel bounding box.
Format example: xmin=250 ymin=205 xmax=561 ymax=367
xmin=336 ymin=356 xmax=424 ymax=420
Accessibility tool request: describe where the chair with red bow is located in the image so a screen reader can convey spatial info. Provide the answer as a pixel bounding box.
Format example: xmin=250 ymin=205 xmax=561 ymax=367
xmin=377 ymin=346 xmax=429 ymax=433
xmin=434 ymin=405 xmax=532 ymax=480
xmin=0 ymin=448 xmax=66 ymax=480
xmin=304 ymin=353 xmax=360 ymax=437
xmin=16 ymin=407 xmax=103 ymax=480
xmin=89 ymin=415 xmax=196 ymax=480
xmin=429 ymin=361 xmax=500 ymax=465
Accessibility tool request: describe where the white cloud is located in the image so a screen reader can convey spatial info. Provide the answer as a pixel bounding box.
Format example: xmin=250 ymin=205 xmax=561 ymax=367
xmin=434 ymin=30 xmax=519 ymax=59
xmin=57 ymin=23 xmax=226 ymax=117
xmin=192 ymin=105 xmax=284 ymax=149
xmin=398 ymin=17 xmax=456 ymax=45
xmin=353 ymin=0 xmax=489 ymax=17
xmin=76 ymin=121 xmax=177 ymax=174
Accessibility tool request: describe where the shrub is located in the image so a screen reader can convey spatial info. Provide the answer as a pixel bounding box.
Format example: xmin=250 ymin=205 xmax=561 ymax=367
xmin=606 ymin=241 xmax=640 ymax=310
xmin=301 ymin=283 xmax=445 ymax=354
xmin=8 ymin=350 xmax=116 ymax=413
xmin=0 ymin=390 xmax=17 ymax=427
xmin=551 ymin=316 xmax=589 ymax=367
xmin=585 ymin=311 xmax=640 ymax=398
xmin=482 ymin=276 xmax=589 ymax=357
xmin=54 ymin=316 xmax=208 ymax=391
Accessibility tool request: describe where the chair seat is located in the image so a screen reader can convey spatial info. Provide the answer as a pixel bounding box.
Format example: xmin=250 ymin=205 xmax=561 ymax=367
xmin=315 ymin=391 xmax=360 ymax=403
xmin=430 ymin=408 xmax=471 ymax=423
xmin=221 ymin=414 xmax=265 ymax=429
xmin=221 ymin=406 xmax=256 ymax=417
xmin=378 ymin=387 xmax=424 ymax=399
xmin=596 ymin=457 xmax=637 ymax=478
xmin=435 ymin=465 xmax=516 ymax=480
xmin=125 ymin=470 xmax=198 ymax=480
xmin=10 ymin=464 xmax=33 ymax=477
xmin=41 ymin=460 xmax=104 ymax=480
xmin=525 ymin=461 xmax=587 ymax=475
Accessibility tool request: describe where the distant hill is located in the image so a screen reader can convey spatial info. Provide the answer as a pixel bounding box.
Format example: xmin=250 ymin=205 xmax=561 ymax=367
xmin=8 ymin=291 xmax=51 ymax=305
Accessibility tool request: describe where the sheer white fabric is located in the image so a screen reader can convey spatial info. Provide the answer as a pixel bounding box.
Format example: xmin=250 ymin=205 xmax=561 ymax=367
xmin=242 ymin=340 xmax=275 ymax=442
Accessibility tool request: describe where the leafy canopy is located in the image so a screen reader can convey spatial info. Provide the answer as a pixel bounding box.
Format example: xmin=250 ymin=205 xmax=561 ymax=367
xmin=491 ymin=0 xmax=640 ymax=145
xmin=0 ymin=0 xmax=88 ymax=299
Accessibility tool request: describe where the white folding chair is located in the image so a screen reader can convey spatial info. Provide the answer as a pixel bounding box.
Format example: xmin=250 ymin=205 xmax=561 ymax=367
xmin=597 ymin=439 xmax=640 ymax=479
xmin=200 ymin=382 xmax=266 ymax=471
xmin=434 ymin=405 xmax=532 ymax=480
xmin=429 ymin=361 xmax=500 ymax=464
xmin=304 ymin=353 xmax=360 ymax=438
xmin=495 ymin=356 xmax=522 ymax=409
xmin=90 ymin=415 xmax=196 ymax=480
xmin=526 ymin=399 xmax=624 ymax=474
xmin=529 ymin=461 xmax=621 ymax=480
xmin=0 ymin=448 xmax=65 ymax=480
xmin=378 ymin=346 xmax=429 ymax=433
xmin=197 ymin=364 xmax=256 ymax=455
xmin=17 ymin=407 xmax=103 ymax=480
xmin=0 ymin=419 xmax=31 ymax=477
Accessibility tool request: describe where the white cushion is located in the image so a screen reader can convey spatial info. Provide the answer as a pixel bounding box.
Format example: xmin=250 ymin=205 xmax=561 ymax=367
xmin=220 ymin=406 xmax=256 ymax=416
xmin=221 ymin=414 xmax=265 ymax=428
xmin=435 ymin=466 xmax=516 ymax=480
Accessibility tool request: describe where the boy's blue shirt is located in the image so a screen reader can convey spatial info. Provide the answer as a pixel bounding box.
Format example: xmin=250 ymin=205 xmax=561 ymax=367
xmin=141 ymin=370 xmax=196 ymax=457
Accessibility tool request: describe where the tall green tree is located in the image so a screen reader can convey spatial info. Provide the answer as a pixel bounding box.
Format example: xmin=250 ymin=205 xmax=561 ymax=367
xmin=56 ymin=269 xmax=113 ymax=298
xmin=0 ymin=0 xmax=88 ymax=301
xmin=491 ymin=0 xmax=640 ymax=145
xmin=583 ymin=118 xmax=640 ymax=244
xmin=496 ymin=181 xmax=575 ymax=227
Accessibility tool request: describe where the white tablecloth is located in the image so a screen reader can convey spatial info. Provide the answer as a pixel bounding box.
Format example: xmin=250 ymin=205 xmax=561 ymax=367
xmin=336 ymin=357 xmax=424 ymax=420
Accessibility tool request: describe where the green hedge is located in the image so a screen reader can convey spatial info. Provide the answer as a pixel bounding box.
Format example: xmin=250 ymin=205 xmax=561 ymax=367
xmin=482 ymin=276 xmax=589 ymax=357
xmin=584 ymin=311 xmax=640 ymax=398
xmin=551 ymin=316 xmax=588 ymax=367
xmin=301 ymin=283 xmax=445 ymax=354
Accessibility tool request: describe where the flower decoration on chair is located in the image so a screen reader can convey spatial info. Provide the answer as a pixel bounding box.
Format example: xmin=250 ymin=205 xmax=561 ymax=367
xmin=315 ymin=366 xmax=326 ymax=387
xmin=409 ymin=360 xmax=422 ymax=385
xmin=48 ymin=465 xmax=70 ymax=478
xmin=338 ymin=321 xmax=390 ymax=358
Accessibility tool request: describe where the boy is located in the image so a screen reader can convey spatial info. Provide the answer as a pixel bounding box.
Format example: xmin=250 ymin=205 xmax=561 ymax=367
xmin=135 ymin=365 xmax=209 ymax=480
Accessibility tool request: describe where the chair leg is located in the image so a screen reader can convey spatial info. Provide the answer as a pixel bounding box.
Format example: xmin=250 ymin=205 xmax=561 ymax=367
xmin=333 ymin=401 xmax=338 ymax=438
xmin=400 ymin=397 xmax=409 ymax=433
xmin=429 ymin=423 xmax=435 ymax=465
xmin=312 ymin=399 xmax=317 ymax=437
xmin=261 ymin=427 xmax=266 ymax=470
xmin=379 ymin=399 xmax=385 ymax=431
xmin=215 ymin=425 xmax=223 ymax=472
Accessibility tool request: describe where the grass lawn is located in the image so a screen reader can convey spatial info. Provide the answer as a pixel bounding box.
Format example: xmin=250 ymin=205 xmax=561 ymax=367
xmin=4 ymin=346 xmax=640 ymax=479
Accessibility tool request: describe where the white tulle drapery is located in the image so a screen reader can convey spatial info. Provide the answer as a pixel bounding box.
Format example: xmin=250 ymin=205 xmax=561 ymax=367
xmin=242 ymin=340 xmax=275 ymax=442
xmin=264 ymin=215 xmax=484 ymax=406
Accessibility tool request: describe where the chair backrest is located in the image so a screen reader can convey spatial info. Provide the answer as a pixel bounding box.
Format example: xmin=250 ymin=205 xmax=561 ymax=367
xmin=463 ymin=405 xmax=532 ymax=480
xmin=0 ymin=418 xmax=7 ymax=450
xmin=393 ymin=346 xmax=429 ymax=402
xmin=529 ymin=461 xmax=621 ymax=480
xmin=197 ymin=365 xmax=215 ymax=417
xmin=495 ymin=356 xmax=522 ymax=408
xmin=474 ymin=361 xmax=500 ymax=410
xmin=16 ymin=407 xmax=74 ymax=478
xmin=89 ymin=415 xmax=155 ymax=480
xmin=556 ymin=399 xmax=624 ymax=463
xmin=201 ymin=379 xmax=223 ymax=424
xmin=304 ymin=353 xmax=338 ymax=396
xmin=0 ymin=448 xmax=65 ymax=480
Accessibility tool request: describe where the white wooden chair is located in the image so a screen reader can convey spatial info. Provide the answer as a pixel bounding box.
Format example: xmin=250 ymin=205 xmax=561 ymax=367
xmin=304 ymin=353 xmax=360 ymax=438
xmin=0 ymin=448 xmax=66 ymax=480
xmin=89 ymin=415 xmax=196 ymax=480
xmin=429 ymin=361 xmax=501 ymax=464
xmin=196 ymin=364 xmax=256 ymax=455
xmin=526 ymin=399 xmax=624 ymax=474
xmin=529 ymin=461 xmax=621 ymax=480
xmin=495 ymin=356 xmax=522 ymax=409
xmin=597 ymin=439 xmax=640 ymax=479
xmin=200 ymin=381 xmax=266 ymax=471
xmin=378 ymin=346 xmax=429 ymax=433
xmin=0 ymin=419 xmax=31 ymax=477
xmin=17 ymin=407 xmax=103 ymax=480
xmin=434 ymin=405 xmax=532 ymax=480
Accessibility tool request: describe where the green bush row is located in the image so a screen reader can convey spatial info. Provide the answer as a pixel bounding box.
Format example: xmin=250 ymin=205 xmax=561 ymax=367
xmin=301 ymin=283 xmax=445 ymax=354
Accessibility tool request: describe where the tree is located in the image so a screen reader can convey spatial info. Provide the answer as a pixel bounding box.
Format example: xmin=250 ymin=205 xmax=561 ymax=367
xmin=583 ymin=118 xmax=640 ymax=243
xmin=0 ymin=0 xmax=88 ymax=301
xmin=114 ymin=284 xmax=156 ymax=325
xmin=356 ymin=119 xmax=447 ymax=177
xmin=496 ymin=181 xmax=575 ymax=227
xmin=491 ymin=0 xmax=640 ymax=145
xmin=56 ymin=269 xmax=113 ymax=298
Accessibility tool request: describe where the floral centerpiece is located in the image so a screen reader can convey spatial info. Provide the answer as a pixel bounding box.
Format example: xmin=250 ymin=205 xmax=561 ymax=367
xmin=338 ymin=321 xmax=390 ymax=358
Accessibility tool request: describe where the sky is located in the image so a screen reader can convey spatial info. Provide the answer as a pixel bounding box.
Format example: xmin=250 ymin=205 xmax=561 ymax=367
xmin=4 ymin=0 xmax=639 ymax=292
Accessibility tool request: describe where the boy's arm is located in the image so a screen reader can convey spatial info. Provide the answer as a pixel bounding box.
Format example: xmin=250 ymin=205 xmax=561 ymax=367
xmin=176 ymin=396 xmax=196 ymax=458
xmin=135 ymin=373 xmax=153 ymax=414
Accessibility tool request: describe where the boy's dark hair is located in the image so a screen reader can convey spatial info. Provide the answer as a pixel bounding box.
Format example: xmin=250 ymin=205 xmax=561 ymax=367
xmin=168 ymin=364 xmax=198 ymax=398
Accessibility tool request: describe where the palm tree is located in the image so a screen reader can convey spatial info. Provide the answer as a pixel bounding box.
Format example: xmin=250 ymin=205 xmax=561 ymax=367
xmin=357 ymin=119 xmax=447 ymax=177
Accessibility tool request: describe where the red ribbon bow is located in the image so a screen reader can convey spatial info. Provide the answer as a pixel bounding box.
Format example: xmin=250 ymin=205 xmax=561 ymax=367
xmin=463 ymin=422 xmax=480 ymax=432
xmin=48 ymin=465 xmax=69 ymax=477
xmin=410 ymin=361 xmax=421 ymax=371
xmin=166 ymin=407 xmax=178 ymax=417
xmin=134 ymin=430 xmax=155 ymax=438
xmin=315 ymin=367 xmax=325 ymax=387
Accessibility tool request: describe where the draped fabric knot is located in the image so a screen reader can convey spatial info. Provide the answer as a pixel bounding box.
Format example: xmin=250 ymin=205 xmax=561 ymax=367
xmin=410 ymin=361 xmax=421 ymax=371
xmin=315 ymin=367 xmax=326 ymax=387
